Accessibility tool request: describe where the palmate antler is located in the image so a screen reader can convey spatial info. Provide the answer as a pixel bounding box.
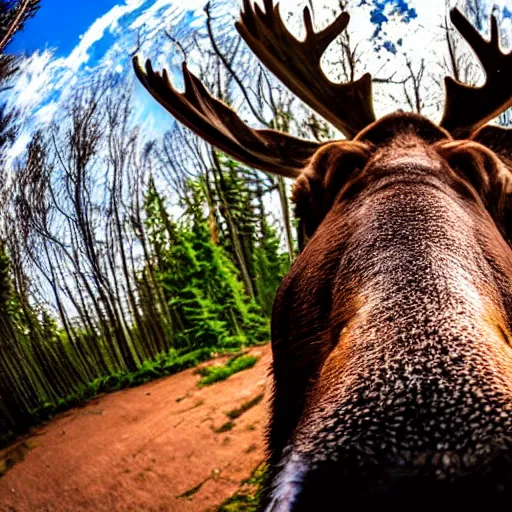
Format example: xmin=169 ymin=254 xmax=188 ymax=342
xmin=133 ymin=0 xmax=378 ymax=178
xmin=236 ymin=0 xmax=376 ymax=139
xmin=441 ymin=8 xmax=512 ymax=138
xmin=134 ymin=0 xmax=511 ymax=176
xmin=133 ymin=58 xmax=320 ymax=178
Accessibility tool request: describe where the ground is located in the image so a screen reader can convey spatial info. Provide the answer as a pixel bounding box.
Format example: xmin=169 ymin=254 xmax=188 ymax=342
xmin=0 ymin=345 xmax=271 ymax=512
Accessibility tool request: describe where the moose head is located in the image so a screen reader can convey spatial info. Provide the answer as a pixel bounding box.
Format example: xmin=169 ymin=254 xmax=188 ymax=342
xmin=134 ymin=0 xmax=512 ymax=509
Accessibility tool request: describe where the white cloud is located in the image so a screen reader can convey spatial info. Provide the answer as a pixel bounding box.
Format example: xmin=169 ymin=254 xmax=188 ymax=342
xmin=130 ymin=0 xmax=174 ymax=29
xmin=130 ymin=0 xmax=205 ymax=30
xmin=5 ymin=0 xmax=145 ymax=126
xmin=3 ymin=0 xmax=181 ymax=164
xmin=34 ymin=101 xmax=59 ymax=125
xmin=4 ymin=0 xmax=509 ymax=168
xmin=14 ymin=49 xmax=55 ymax=108
xmin=58 ymin=0 xmax=146 ymax=72
xmin=8 ymin=131 xmax=31 ymax=162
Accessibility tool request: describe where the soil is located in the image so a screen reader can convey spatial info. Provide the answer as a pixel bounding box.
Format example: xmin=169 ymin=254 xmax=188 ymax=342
xmin=0 ymin=345 xmax=272 ymax=512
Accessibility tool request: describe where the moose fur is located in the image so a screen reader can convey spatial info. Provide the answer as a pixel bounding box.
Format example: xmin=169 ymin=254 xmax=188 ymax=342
xmin=270 ymin=114 xmax=512 ymax=509
xmin=134 ymin=1 xmax=512 ymax=509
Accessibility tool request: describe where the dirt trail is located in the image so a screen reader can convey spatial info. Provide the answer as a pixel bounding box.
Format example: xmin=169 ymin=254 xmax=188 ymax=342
xmin=0 ymin=345 xmax=272 ymax=512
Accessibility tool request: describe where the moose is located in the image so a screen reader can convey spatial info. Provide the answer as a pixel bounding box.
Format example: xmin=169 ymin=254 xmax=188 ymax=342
xmin=134 ymin=0 xmax=512 ymax=509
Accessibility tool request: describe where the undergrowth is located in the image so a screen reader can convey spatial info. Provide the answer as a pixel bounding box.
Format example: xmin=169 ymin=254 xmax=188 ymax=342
xmin=196 ymin=355 xmax=259 ymax=387
xmin=0 ymin=344 xmax=265 ymax=450
xmin=225 ymin=394 xmax=264 ymax=420
xmin=212 ymin=421 xmax=235 ymax=433
xmin=216 ymin=462 xmax=268 ymax=511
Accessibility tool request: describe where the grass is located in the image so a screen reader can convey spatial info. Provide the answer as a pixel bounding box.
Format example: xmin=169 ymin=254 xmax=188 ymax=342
xmin=212 ymin=391 xmax=264 ymax=435
xmin=225 ymin=393 xmax=264 ymax=420
xmin=215 ymin=463 xmax=268 ymax=511
xmin=212 ymin=421 xmax=235 ymax=433
xmin=196 ymin=355 xmax=259 ymax=387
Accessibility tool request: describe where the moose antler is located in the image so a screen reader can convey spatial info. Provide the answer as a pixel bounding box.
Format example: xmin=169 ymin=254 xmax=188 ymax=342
xmin=133 ymin=57 xmax=321 ymax=178
xmin=236 ymin=0 xmax=376 ymax=139
xmin=441 ymin=8 xmax=512 ymax=138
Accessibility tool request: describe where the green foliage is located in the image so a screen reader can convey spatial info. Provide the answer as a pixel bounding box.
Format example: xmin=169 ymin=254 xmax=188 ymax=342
xmin=0 ymin=149 xmax=287 ymax=441
xmin=225 ymin=393 xmax=264 ymax=420
xmin=216 ymin=463 xmax=268 ymax=512
xmin=196 ymin=354 xmax=258 ymax=387
xmin=0 ymin=242 xmax=70 ymax=434
xmin=209 ymin=153 xmax=291 ymax=316
xmin=212 ymin=421 xmax=235 ymax=433
xmin=253 ymin=219 xmax=289 ymax=316
xmin=144 ymin=176 xmax=269 ymax=352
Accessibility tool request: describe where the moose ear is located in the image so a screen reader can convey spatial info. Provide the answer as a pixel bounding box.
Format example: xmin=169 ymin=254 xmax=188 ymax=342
xmin=470 ymin=125 xmax=512 ymax=241
xmin=292 ymin=141 xmax=370 ymax=248
xmin=471 ymin=125 xmax=512 ymax=169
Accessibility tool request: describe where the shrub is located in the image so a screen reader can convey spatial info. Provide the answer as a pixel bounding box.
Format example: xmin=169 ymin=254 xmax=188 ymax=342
xmin=197 ymin=355 xmax=258 ymax=387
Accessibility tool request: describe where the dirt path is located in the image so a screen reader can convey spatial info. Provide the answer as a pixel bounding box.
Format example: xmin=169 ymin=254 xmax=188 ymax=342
xmin=0 ymin=345 xmax=272 ymax=512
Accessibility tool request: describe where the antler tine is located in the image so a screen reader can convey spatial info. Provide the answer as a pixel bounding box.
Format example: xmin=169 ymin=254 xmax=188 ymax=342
xmin=440 ymin=8 xmax=512 ymax=138
xmin=236 ymin=0 xmax=376 ymax=139
xmin=133 ymin=56 xmax=321 ymax=178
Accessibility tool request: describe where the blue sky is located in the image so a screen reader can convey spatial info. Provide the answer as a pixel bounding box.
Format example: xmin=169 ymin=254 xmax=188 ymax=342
xmin=9 ymin=0 xmax=123 ymax=56
xmin=3 ymin=0 xmax=511 ymax=163
xmin=3 ymin=0 xmax=209 ymax=160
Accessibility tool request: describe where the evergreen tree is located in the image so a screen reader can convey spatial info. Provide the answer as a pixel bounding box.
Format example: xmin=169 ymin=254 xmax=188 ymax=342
xmin=253 ymin=218 xmax=289 ymax=316
xmin=143 ymin=176 xmax=268 ymax=350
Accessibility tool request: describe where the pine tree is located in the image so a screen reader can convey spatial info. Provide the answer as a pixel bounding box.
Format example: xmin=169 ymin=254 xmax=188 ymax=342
xmin=143 ymin=176 xmax=269 ymax=350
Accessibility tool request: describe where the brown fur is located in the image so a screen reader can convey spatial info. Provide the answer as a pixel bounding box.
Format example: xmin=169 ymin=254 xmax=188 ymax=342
xmin=266 ymin=114 xmax=512 ymax=509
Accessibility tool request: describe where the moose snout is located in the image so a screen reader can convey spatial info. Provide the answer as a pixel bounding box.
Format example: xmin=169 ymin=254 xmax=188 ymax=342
xmin=267 ymin=439 xmax=512 ymax=510
xmin=266 ymin=346 xmax=512 ymax=510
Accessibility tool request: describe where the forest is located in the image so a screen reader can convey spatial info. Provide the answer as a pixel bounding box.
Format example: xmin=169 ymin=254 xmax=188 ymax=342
xmin=0 ymin=0 xmax=510 ymax=449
